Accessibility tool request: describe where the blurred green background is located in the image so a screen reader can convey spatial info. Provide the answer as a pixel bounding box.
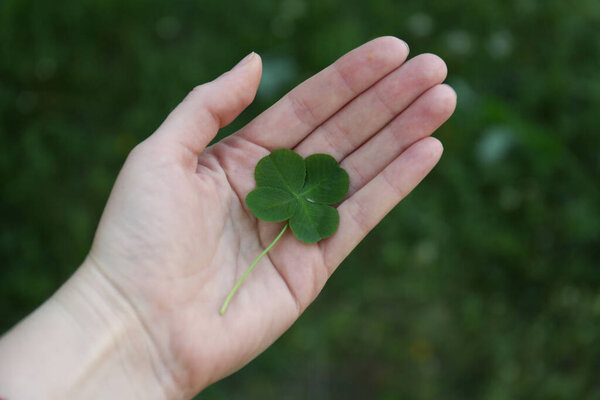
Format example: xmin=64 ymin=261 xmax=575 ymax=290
xmin=1 ymin=0 xmax=600 ymax=398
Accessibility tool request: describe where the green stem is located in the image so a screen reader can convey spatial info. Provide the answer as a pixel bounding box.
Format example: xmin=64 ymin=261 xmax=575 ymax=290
xmin=220 ymin=223 xmax=289 ymax=315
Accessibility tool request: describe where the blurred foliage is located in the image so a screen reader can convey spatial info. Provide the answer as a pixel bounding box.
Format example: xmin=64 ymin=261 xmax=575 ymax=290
xmin=1 ymin=0 xmax=600 ymax=399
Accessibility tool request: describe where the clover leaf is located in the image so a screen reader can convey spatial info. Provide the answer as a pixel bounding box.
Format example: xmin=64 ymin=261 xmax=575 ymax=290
xmin=246 ymin=149 xmax=349 ymax=243
xmin=220 ymin=149 xmax=349 ymax=314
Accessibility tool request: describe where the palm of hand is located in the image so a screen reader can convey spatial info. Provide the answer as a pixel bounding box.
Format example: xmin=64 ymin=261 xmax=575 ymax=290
xmin=86 ymin=38 xmax=456 ymax=395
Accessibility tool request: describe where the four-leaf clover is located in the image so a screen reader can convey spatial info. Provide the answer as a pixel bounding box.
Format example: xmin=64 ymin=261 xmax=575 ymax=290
xmin=220 ymin=149 xmax=349 ymax=314
xmin=246 ymin=148 xmax=349 ymax=243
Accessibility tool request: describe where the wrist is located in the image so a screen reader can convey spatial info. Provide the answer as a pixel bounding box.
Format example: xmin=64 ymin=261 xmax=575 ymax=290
xmin=0 ymin=259 xmax=180 ymax=400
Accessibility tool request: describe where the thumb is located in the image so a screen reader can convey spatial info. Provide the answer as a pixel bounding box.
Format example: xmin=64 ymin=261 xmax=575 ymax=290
xmin=154 ymin=52 xmax=262 ymax=154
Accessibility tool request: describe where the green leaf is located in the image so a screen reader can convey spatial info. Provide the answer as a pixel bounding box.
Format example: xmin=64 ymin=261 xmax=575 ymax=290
xmin=245 ymin=187 xmax=297 ymax=222
xmin=302 ymin=154 xmax=349 ymax=204
xmin=245 ymin=149 xmax=349 ymax=244
xmin=289 ymin=200 xmax=339 ymax=243
xmin=254 ymin=148 xmax=305 ymax=193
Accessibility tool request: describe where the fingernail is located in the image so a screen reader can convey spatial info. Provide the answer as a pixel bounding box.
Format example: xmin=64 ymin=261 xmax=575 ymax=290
xmin=401 ymin=40 xmax=410 ymax=53
xmin=233 ymin=52 xmax=256 ymax=70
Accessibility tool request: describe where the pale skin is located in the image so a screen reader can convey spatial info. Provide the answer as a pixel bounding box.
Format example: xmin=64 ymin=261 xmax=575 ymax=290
xmin=0 ymin=37 xmax=456 ymax=399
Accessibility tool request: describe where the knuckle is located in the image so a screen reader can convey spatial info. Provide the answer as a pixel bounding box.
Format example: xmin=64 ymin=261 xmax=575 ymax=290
xmin=288 ymin=93 xmax=318 ymax=128
xmin=236 ymin=85 xmax=256 ymax=108
xmin=188 ymin=83 xmax=209 ymax=101
xmin=346 ymin=198 xmax=372 ymax=233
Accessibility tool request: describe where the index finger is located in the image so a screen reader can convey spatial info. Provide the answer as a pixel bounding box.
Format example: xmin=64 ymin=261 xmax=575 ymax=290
xmin=237 ymin=36 xmax=410 ymax=150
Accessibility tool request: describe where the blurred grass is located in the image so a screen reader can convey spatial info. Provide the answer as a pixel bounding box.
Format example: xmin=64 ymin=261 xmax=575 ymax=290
xmin=1 ymin=0 xmax=600 ymax=399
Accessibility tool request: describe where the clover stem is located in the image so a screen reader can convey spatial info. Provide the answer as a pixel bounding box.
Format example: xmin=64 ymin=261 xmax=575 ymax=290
xmin=220 ymin=223 xmax=289 ymax=315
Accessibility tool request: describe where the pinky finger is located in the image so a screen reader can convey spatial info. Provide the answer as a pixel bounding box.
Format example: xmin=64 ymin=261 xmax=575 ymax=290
xmin=321 ymin=136 xmax=444 ymax=272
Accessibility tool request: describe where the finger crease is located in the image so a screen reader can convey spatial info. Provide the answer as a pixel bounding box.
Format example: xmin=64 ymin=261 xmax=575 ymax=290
xmin=346 ymin=198 xmax=372 ymax=235
xmin=372 ymin=86 xmax=397 ymax=119
xmin=332 ymin=63 xmax=359 ymax=97
xmin=287 ymin=94 xmax=319 ymax=131
xmin=381 ymin=169 xmax=407 ymax=199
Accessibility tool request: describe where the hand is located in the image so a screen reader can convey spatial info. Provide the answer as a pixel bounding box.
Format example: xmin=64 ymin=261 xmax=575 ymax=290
xmin=0 ymin=37 xmax=456 ymax=399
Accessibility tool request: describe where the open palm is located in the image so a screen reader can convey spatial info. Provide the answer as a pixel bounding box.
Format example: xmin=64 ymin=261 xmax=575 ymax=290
xmin=86 ymin=37 xmax=456 ymax=397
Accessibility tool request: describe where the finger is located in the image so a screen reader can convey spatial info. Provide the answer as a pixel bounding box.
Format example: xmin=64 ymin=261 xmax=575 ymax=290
xmin=153 ymin=53 xmax=262 ymax=155
xmin=341 ymin=83 xmax=456 ymax=196
xmin=321 ymin=137 xmax=443 ymax=272
xmin=238 ymin=36 xmax=410 ymax=149
xmin=293 ymin=53 xmax=447 ymax=160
